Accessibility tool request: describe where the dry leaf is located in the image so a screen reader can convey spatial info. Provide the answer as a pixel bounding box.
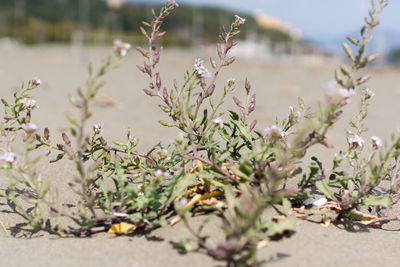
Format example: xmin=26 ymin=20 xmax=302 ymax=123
xmin=318 ymin=201 xmax=342 ymax=211
xmin=351 ymin=210 xmax=380 ymax=226
xmin=168 ymin=216 xmax=181 ymax=226
xmin=95 ymin=95 xmax=124 ymax=108
xmin=189 ymin=160 xmax=203 ymax=173
xmin=321 ymin=217 xmax=331 ymax=227
xmin=257 ymin=240 xmax=269 ymax=249
xmin=295 ymin=214 xmax=308 ymax=219
xmin=198 ymin=197 xmax=226 ymax=208
xmin=184 ymin=190 xmax=224 ymax=209
xmin=108 ymin=222 xmax=137 ymax=234
xmin=272 ymin=215 xmax=286 ymax=222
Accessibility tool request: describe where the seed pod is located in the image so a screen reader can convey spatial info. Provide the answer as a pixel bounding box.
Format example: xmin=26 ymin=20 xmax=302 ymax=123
xmin=245 ymin=78 xmax=251 ymax=94
xmin=156 ymin=73 xmax=162 ymax=89
xmin=343 ymin=42 xmax=355 ymax=61
xmin=44 ymin=127 xmax=50 ymax=140
xmin=143 ymin=88 xmax=157 ymax=96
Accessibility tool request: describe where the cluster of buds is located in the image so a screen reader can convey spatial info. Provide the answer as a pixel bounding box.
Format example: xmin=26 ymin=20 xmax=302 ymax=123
xmin=113 ymin=40 xmax=132 ymax=57
xmin=20 ymin=98 xmax=39 ymax=110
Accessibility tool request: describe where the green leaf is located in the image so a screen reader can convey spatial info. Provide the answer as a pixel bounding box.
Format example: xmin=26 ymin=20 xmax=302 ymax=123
xmin=315 ymin=181 xmax=335 ymax=200
xmin=235 ymin=121 xmax=252 ymax=143
xmin=267 ymin=218 xmax=295 ymax=236
xmin=364 ymin=196 xmax=392 ymax=207
xmin=169 ymin=173 xmax=196 ymax=202
xmin=218 ymin=128 xmax=230 ymax=143
xmin=282 ymin=198 xmax=292 ymax=213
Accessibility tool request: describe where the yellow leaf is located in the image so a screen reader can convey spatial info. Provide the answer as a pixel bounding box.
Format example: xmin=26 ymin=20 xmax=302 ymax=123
xmin=108 ymin=222 xmax=137 ymax=235
xmin=189 ymin=160 xmax=203 ymax=173
xmin=184 ymin=190 xmax=224 ymax=209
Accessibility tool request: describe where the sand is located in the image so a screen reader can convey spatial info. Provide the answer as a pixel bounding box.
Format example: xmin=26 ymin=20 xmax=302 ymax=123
xmin=0 ymin=44 xmax=400 ymax=266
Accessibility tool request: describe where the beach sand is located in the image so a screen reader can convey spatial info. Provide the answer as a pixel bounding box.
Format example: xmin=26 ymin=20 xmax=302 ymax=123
xmin=0 ymin=45 xmax=400 ymax=266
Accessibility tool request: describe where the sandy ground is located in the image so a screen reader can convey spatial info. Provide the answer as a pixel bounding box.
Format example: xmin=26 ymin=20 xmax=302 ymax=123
xmin=0 ymin=44 xmax=400 ymax=266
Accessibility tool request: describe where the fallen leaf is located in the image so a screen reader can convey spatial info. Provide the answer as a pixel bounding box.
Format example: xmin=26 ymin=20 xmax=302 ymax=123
xmin=321 ymin=217 xmax=331 ymax=227
xmin=272 ymin=215 xmax=286 ymax=222
xmin=168 ymin=216 xmax=181 ymax=226
xmin=95 ymin=95 xmax=124 ymax=108
xmin=184 ymin=190 xmax=224 ymax=209
xmin=257 ymin=240 xmax=269 ymax=249
xmin=108 ymin=222 xmax=137 ymax=235
xmin=318 ymin=201 xmax=342 ymax=211
xmin=295 ymin=214 xmax=308 ymax=219
xmin=198 ymin=197 xmax=226 ymax=208
xmin=349 ymin=210 xmax=380 ymax=226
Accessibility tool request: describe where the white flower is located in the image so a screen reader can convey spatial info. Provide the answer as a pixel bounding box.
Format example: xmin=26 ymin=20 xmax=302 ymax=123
xmin=227 ymin=78 xmax=236 ymax=87
xmin=32 ymin=77 xmax=41 ymax=87
xmin=289 ymin=106 xmax=301 ymax=120
xmin=93 ymin=123 xmax=104 ymax=135
xmin=234 ymin=15 xmax=246 ymax=25
xmin=265 ymin=125 xmax=287 ymax=139
xmin=21 ymin=122 xmax=39 ymax=133
xmin=129 ymin=136 xmax=137 ymax=144
xmin=194 ymin=58 xmax=211 ymax=78
xmin=0 ymin=152 xmax=18 ymax=164
xmin=371 ymin=136 xmax=383 ymax=149
xmin=363 ymin=88 xmax=375 ymax=99
xmin=325 ymin=81 xmax=355 ymax=105
xmin=20 ymin=98 xmax=39 ymax=110
xmin=113 ymin=39 xmax=132 ymax=57
xmin=212 ymin=117 xmax=224 ymax=128
xmin=163 ymin=171 xmax=172 ymax=178
xmin=348 ymin=134 xmax=365 ymax=150
xmin=180 ymin=197 xmax=188 ymax=206
xmin=154 ymin=169 xmax=163 ymax=177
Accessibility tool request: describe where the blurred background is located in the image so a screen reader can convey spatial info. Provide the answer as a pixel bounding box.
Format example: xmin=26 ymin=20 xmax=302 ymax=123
xmin=0 ymin=0 xmax=399 ymax=65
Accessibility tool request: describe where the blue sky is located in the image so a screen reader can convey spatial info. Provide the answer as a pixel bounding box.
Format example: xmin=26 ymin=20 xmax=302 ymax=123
xmin=128 ymin=0 xmax=400 ymax=43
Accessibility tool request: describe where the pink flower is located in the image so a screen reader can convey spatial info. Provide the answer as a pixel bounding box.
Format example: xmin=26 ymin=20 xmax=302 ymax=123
xmin=20 ymin=98 xmax=39 ymax=110
xmin=371 ymin=136 xmax=383 ymax=149
xmin=348 ymin=134 xmax=365 ymax=150
xmin=0 ymin=152 xmax=18 ymax=164
xmin=234 ymin=15 xmax=246 ymax=26
xmin=363 ymin=88 xmax=375 ymax=99
xmin=113 ymin=40 xmax=132 ymax=57
xmin=265 ymin=125 xmax=287 ymax=139
xmin=22 ymin=122 xmax=39 ymax=134
xmin=212 ymin=117 xmax=224 ymax=128
xmin=194 ymin=58 xmax=211 ymax=78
